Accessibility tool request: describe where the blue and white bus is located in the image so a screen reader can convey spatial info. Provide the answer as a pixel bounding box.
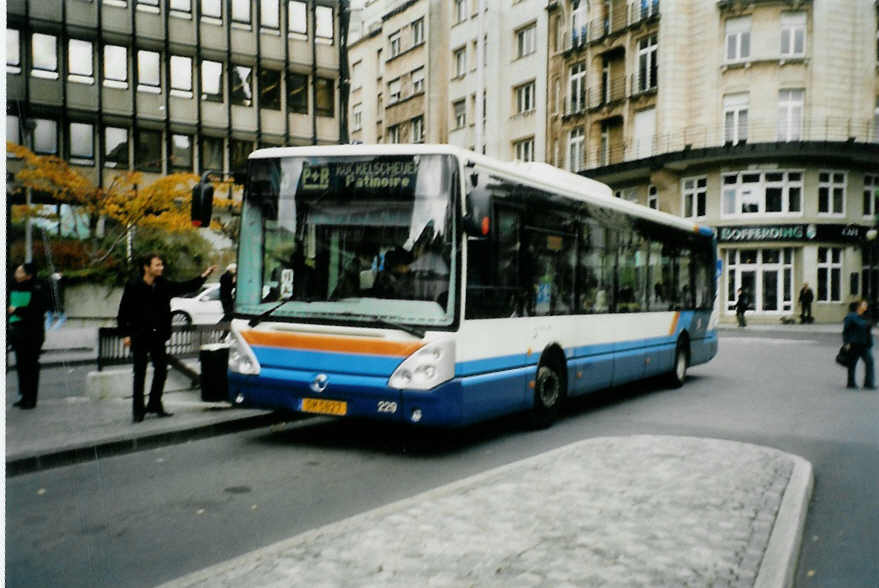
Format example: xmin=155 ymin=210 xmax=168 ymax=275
xmin=215 ymin=144 xmax=717 ymax=427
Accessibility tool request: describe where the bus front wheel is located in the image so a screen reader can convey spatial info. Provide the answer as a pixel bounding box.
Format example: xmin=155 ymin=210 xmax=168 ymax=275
xmin=668 ymin=343 xmax=689 ymax=388
xmin=530 ymin=364 xmax=562 ymax=429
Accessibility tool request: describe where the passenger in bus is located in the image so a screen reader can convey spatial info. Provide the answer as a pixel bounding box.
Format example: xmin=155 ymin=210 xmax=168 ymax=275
xmin=373 ymin=247 xmax=414 ymax=298
xmin=332 ymin=242 xmax=379 ymax=299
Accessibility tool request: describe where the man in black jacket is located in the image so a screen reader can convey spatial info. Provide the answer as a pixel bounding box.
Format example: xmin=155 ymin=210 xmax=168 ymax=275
xmin=8 ymin=262 xmax=49 ymax=409
xmin=117 ymin=253 xmax=215 ymax=422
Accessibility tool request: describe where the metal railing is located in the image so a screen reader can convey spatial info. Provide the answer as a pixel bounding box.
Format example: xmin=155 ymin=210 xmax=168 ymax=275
xmin=97 ymin=324 xmax=230 ymax=372
xmin=563 ymin=0 xmax=660 ymax=52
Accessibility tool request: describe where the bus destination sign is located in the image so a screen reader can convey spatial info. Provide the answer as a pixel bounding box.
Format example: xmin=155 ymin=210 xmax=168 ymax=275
xmin=300 ymin=160 xmax=418 ymax=193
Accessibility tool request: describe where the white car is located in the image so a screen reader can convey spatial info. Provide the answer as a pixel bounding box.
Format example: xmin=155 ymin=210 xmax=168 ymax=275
xmin=170 ymin=283 xmax=224 ymax=325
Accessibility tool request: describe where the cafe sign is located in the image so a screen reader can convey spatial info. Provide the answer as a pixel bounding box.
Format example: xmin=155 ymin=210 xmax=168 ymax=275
xmin=718 ymin=223 xmax=869 ymax=243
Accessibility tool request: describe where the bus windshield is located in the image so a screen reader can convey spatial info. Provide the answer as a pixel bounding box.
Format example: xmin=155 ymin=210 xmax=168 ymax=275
xmin=237 ymin=153 xmax=457 ymax=328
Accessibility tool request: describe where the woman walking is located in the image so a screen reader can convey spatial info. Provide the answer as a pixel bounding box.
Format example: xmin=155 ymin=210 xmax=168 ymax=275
xmin=842 ymin=300 xmax=875 ymax=390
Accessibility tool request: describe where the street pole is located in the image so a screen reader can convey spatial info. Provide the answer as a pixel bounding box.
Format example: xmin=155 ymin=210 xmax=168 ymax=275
xmin=22 ymin=119 xmax=37 ymax=263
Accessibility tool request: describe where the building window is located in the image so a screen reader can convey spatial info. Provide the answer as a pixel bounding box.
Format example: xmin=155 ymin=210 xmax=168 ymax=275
xmin=201 ymin=136 xmax=224 ymax=172
xmin=316 ymin=5 xmax=333 ymax=42
xmin=777 ymin=89 xmax=803 ymax=141
xmin=864 ymin=175 xmax=879 ymax=216
xmin=721 ymin=171 xmax=803 ymax=217
xmin=454 ymin=47 xmax=466 ymax=78
xmin=569 ymin=62 xmax=586 ymax=113
xmin=202 ymin=0 xmax=222 ymax=20
xmin=387 ymin=124 xmax=400 ymax=144
xmin=260 ymin=0 xmax=279 ymax=29
xmin=135 ymin=129 xmax=163 ymax=172
xmin=67 ymin=39 xmax=94 ymax=83
xmin=231 ymin=0 xmax=250 ymax=24
xmin=352 ymin=103 xmax=362 ymax=131
xmin=30 ymin=118 xmax=58 ymax=154
xmin=230 ymin=139 xmax=252 ymax=172
xmin=648 ymin=185 xmax=658 ymax=209
xmin=7 ymin=29 xmax=21 ymax=73
xmin=515 ymin=81 xmax=535 ymax=114
xmin=138 ymin=0 xmax=160 ymax=8
xmin=636 ymin=34 xmax=657 ymax=92
xmin=725 ymin=16 xmax=751 ymax=63
xmin=818 ymin=171 xmax=846 ymax=215
xmin=389 ymin=32 xmax=401 ymax=58
xmin=411 ymin=66 xmax=424 ymax=93
xmin=682 ymin=177 xmax=707 ymax=219
xmin=514 ymin=137 xmax=534 ymax=162
xmin=259 ymin=68 xmax=281 ymax=110
xmin=411 ymin=116 xmax=424 ymax=143
xmin=68 ymin=122 xmax=94 ymax=164
xmin=231 ymin=65 xmax=253 ymax=106
xmin=568 ymin=127 xmax=584 ymax=172
xmin=170 ymin=0 xmax=192 ymax=14
xmin=780 ymin=12 xmax=806 ymax=58
xmin=105 ymin=127 xmax=129 ymax=167
xmin=388 ymin=78 xmax=401 ymax=103
xmin=516 ymin=24 xmax=536 ymax=58
xmin=570 ymin=3 xmax=587 ymax=48
xmin=104 ymin=45 xmax=128 ymax=87
xmin=201 ymin=60 xmax=223 ymax=101
xmin=454 ymin=0 xmax=466 ymax=24
xmin=724 ymin=93 xmax=749 ymax=144
xmin=817 ymin=247 xmax=842 ymax=302
xmin=287 ymin=72 xmax=309 ymax=113
xmin=31 ymin=33 xmax=58 ymax=79
xmin=137 ymin=50 xmax=161 ymax=93
xmin=316 ymin=77 xmax=334 ymax=116
xmin=171 ymin=134 xmax=193 ymax=171
xmin=7 ymin=115 xmax=20 ymax=148
xmin=289 ymin=1 xmax=307 ymax=34
xmin=453 ymin=99 xmax=466 ymax=129
xmin=412 ymin=18 xmax=424 ymax=45
xmin=873 ymin=97 xmax=879 ymax=143
xmin=170 ymin=55 xmax=193 ymax=97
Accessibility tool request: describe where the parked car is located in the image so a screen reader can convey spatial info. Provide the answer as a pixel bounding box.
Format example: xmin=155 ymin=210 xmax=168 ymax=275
xmin=170 ymin=283 xmax=223 ymax=325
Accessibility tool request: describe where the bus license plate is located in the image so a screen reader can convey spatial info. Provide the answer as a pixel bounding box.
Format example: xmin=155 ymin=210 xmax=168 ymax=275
xmin=301 ymin=398 xmax=347 ymax=416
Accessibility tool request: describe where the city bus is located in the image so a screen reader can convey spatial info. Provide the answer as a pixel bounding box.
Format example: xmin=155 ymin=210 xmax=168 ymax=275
xmin=211 ymin=144 xmax=717 ymax=428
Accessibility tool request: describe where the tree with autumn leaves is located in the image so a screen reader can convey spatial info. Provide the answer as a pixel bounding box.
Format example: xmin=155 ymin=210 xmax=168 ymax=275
xmin=7 ymin=142 xmax=240 ymax=273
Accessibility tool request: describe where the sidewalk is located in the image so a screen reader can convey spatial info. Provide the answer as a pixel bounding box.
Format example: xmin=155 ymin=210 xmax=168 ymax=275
xmin=160 ymin=435 xmax=813 ymax=588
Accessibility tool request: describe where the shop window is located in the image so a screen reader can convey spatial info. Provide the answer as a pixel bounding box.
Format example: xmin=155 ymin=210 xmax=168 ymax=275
xmin=171 ymin=55 xmax=193 ymax=97
xmin=105 ymin=126 xmax=129 ymax=167
xmin=817 ymin=247 xmax=842 ymax=302
xmin=135 ymin=129 xmax=163 ymax=172
xmin=31 ymin=33 xmax=58 ymax=79
xmin=201 ymin=136 xmax=224 ymax=172
xmin=289 ymin=1 xmax=307 ymax=35
xmin=69 ymin=122 xmax=94 ymax=164
xmin=68 ymin=39 xmax=94 ymax=83
xmin=259 ymin=68 xmax=282 ymax=110
xmin=818 ymin=171 xmax=846 ymax=215
xmin=201 ymin=60 xmax=223 ymax=102
xmin=171 ymin=134 xmax=193 ymax=171
xmin=7 ymin=29 xmax=21 ymax=73
xmin=104 ymin=45 xmax=128 ymax=88
xmin=231 ymin=65 xmax=253 ymax=107
xmin=287 ymin=72 xmax=308 ymax=114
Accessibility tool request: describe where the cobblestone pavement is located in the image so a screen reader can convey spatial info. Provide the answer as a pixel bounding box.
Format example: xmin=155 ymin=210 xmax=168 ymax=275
xmin=162 ymin=435 xmax=812 ymax=588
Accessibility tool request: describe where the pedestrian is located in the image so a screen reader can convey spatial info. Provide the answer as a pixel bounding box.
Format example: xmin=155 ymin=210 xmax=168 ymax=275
xmin=798 ymin=282 xmax=814 ymax=324
xmin=735 ymin=287 xmax=749 ymax=327
xmin=45 ymin=271 xmax=67 ymax=330
xmin=7 ymin=262 xmax=49 ymax=409
xmin=219 ymin=263 xmax=236 ymax=322
xmin=842 ymin=299 xmax=875 ymax=390
xmin=117 ymin=253 xmax=216 ymax=422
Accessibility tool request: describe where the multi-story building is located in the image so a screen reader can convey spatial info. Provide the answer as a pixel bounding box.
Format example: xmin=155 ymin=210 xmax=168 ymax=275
xmin=548 ymin=0 xmax=879 ymax=323
xmin=7 ymin=0 xmax=348 ymax=232
xmin=348 ymin=0 xmax=448 ymax=145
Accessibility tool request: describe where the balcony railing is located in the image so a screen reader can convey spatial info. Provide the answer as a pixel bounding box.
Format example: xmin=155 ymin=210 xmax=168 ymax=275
xmin=581 ymin=117 xmax=879 ymax=170
xmin=564 ymin=0 xmax=660 ymax=51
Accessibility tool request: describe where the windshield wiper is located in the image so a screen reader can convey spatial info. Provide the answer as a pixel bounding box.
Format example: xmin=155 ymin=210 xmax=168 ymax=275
xmin=248 ymin=296 xmax=304 ymax=327
xmin=337 ymin=312 xmax=425 ymax=338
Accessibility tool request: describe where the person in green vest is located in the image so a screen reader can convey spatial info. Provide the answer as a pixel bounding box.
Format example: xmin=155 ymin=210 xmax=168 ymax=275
xmin=7 ymin=262 xmax=49 ymax=409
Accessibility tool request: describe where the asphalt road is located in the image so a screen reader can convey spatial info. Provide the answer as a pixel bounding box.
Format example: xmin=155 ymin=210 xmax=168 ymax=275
xmin=6 ymin=330 xmax=878 ymax=588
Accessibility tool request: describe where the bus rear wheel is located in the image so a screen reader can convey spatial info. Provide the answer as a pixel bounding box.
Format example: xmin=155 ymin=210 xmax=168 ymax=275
xmin=530 ymin=364 xmax=563 ymax=429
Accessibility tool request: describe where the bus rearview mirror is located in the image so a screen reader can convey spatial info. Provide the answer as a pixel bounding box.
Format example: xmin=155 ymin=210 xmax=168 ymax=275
xmin=463 ymin=185 xmax=491 ymax=237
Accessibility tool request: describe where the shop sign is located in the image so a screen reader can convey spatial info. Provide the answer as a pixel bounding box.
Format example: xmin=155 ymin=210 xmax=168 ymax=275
xmin=718 ymin=223 xmax=869 ymax=243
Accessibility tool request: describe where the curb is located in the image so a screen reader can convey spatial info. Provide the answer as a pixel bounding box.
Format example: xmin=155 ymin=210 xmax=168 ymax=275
xmin=754 ymin=455 xmax=815 ymax=588
xmin=6 ymin=411 xmax=283 ymax=477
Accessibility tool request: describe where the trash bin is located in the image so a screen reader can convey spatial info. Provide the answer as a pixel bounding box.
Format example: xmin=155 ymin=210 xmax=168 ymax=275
xmin=200 ymin=343 xmax=230 ymax=402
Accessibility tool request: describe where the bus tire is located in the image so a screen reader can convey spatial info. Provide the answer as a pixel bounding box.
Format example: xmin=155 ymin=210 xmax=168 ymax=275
xmin=530 ymin=364 xmax=563 ymax=429
xmin=668 ymin=342 xmax=689 ymax=388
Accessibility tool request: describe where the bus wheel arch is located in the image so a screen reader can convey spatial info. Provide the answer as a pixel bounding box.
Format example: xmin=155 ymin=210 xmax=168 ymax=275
xmin=529 ymin=345 xmax=567 ymax=429
xmin=669 ymin=332 xmax=690 ymax=388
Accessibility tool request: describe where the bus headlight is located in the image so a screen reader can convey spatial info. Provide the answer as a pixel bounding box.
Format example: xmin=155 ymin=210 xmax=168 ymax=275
xmin=388 ymin=339 xmax=455 ymax=390
xmin=228 ymin=333 xmax=260 ymax=375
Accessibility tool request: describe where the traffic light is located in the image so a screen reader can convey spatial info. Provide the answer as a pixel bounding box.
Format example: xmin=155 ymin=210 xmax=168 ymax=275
xmin=191 ymin=171 xmax=215 ymax=227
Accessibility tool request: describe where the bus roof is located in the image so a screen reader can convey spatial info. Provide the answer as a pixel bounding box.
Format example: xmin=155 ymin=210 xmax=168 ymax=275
xmin=248 ymin=144 xmax=714 ymax=238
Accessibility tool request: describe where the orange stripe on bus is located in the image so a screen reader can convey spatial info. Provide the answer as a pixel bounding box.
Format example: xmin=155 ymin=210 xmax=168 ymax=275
xmin=240 ymin=330 xmax=425 ymax=357
xmin=668 ymin=312 xmax=680 ymax=336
